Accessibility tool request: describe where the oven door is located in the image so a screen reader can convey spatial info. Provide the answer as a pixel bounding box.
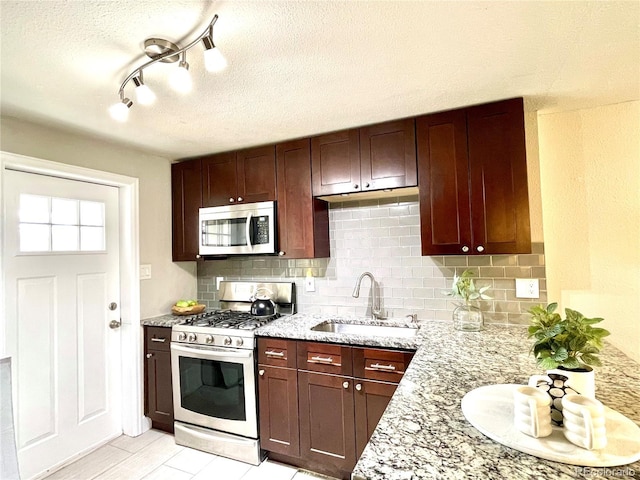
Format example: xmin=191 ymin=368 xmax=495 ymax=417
xmin=171 ymin=343 xmax=258 ymax=439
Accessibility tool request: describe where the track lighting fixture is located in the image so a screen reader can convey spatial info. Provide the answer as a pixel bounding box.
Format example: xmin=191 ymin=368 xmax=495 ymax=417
xmin=109 ymin=14 xmax=224 ymax=121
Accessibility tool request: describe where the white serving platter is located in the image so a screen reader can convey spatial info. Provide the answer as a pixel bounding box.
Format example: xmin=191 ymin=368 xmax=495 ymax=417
xmin=461 ymin=384 xmax=640 ymax=467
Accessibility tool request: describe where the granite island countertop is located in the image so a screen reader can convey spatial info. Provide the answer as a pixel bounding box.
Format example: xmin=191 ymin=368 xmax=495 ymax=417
xmin=141 ymin=313 xmax=193 ymax=327
xmin=255 ymin=313 xmax=640 ymax=480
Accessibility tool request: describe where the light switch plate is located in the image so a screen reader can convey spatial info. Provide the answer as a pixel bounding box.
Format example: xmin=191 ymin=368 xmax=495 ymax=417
xmin=305 ymin=276 xmax=315 ymax=292
xmin=140 ymin=264 xmax=151 ymax=280
xmin=515 ymin=278 xmax=539 ymax=299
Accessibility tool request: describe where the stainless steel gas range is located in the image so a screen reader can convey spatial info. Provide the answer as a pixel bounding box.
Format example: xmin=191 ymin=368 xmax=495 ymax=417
xmin=171 ymin=281 xmax=295 ymax=465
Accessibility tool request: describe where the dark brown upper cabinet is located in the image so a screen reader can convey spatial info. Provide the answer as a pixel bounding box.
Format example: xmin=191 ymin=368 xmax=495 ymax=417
xmin=276 ymin=139 xmax=330 ymax=259
xmin=417 ymin=97 xmax=531 ymax=255
xmin=171 ymin=159 xmax=202 ymax=261
xmin=202 ymin=145 xmax=276 ymax=207
xmin=311 ymin=119 xmax=417 ymax=197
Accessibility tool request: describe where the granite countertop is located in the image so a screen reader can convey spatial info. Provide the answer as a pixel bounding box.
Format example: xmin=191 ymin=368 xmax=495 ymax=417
xmin=255 ymin=313 xmax=640 ymax=480
xmin=141 ymin=313 xmax=191 ymax=327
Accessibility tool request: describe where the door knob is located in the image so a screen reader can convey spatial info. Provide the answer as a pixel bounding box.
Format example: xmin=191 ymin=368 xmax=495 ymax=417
xmin=109 ymin=320 xmax=121 ymax=329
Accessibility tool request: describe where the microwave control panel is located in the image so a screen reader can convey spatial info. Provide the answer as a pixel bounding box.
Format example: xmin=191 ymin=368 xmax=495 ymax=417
xmin=253 ymin=216 xmax=270 ymax=245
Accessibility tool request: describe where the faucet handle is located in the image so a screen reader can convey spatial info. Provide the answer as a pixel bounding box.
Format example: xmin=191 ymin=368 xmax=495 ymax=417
xmin=406 ymin=314 xmax=418 ymax=323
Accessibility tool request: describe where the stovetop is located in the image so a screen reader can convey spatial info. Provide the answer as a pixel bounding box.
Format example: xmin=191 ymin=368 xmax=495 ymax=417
xmin=181 ymin=309 xmax=279 ymax=330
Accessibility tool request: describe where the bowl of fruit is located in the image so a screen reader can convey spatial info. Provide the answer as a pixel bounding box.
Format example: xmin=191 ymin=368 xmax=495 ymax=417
xmin=171 ymin=300 xmax=206 ymax=316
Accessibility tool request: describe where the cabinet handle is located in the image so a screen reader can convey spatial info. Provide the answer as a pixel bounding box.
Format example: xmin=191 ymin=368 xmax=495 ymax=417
xmin=364 ymin=183 xmax=370 ymax=188
xmin=353 ymin=184 xmax=359 ymax=190
xmin=237 ymin=197 xmax=243 ymax=202
xmin=368 ymin=363 xmax=396 ymax=371
xmin=151 ymin=338 xmax=166 ymax=343
xmin=309 ymin=355 xmax=339 ymax=365
xmin=146 ymin=353 xmax=153 ymax=359
xmin=259 ymin=369 xmax=265 ymax=376
xmin=343 ymin=381 xmax=349 ymax=389
xmin=195 ymin=254 xmax=201 ymax=259
xmin=229 ymin=197 xmax=235 ymax=203
xmin=265 ymin=350 xmax=285 ymax=357
xmin=278 ymin=251 xmax=285 ymax=256
xmin=355 ymin=383 xmax=362 ymax=391
xmin=477 ymin=245 xmax=485 ymax=253
xmin=461 ymin=245 xmax=470 ymax=253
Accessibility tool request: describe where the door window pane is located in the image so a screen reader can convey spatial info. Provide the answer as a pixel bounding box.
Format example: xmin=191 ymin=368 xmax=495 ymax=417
xmin=19 ymin=224 xmax=50 ymax=252
xmin=52 ymin=225 xmax=79 ymax=251
xmin=51 ymin=198 xmax=78 ymax=225
xmin=80 ymin=226 xmax=105 ymax=251
xmin=80 ymin=201 xmax=104 ymax=227
xmin=19 ymin=194 xmax=50 ymax=223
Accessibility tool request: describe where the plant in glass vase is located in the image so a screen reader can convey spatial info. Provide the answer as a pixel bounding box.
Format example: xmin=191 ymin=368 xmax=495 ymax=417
xmin=444 ymin=269 xmax=491 ymax=331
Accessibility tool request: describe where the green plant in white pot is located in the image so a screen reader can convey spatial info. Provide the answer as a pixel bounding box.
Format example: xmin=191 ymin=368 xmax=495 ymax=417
xmin=527 ymin=302 xmax=610 ymax=399
xmin=444 ymin=269 xmax=491 ymax=331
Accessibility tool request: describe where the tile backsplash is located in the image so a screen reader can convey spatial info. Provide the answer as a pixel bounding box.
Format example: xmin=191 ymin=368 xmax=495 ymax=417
xmin=197 ymin=195 xmax=547 ymax=325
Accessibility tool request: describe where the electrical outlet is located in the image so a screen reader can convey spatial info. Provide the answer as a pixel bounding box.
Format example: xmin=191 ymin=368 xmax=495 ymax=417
xmin=305 ymin=276 xmax=315 ymax=292
xmin=515 ymin=278 xmax=539 ymax=299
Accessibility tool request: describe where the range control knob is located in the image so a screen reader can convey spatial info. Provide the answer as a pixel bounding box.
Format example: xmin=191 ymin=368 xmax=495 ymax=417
xmin=205 ymin=335 xmax=214 ymax=344
xmin=177 ymin=332 xmax=187 ymax=341
xmin=224 ymin=336 xmax=232 ymax=346
xmin=235 ymin=338 xmax=244 ymax=347
xmin=187 ymin=333 xmax=197 ymax=342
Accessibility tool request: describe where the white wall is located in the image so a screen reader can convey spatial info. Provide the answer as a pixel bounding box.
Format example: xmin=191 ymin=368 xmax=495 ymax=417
xmin=537 ymin=101 xmax=640 ymax=363
xmin=0 ymin=116 xmax=197 ymax=319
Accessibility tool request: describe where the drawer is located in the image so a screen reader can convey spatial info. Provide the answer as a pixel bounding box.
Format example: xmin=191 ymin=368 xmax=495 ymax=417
xmin=145 ymin=326 xmax=172 ymax=352
xmin=257 ymin=338 xmax=297 ymax=368
xmin=352 ymin=347 xmax=414 ymax=383
xmin=297 ymin=341 xmax=352 ymax=376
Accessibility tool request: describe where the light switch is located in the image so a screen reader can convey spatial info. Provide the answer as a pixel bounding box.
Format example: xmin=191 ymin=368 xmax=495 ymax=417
xmin=515 ymin=278 xmax=539 ymax=298
xmin=305 ymin=275 xmax=315 ymax=292
xmin=140 ymin=264 xmax=151 ymax=280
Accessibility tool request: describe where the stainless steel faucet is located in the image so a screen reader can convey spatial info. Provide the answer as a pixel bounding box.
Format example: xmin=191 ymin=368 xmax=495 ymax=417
xmin=352 ymin=272 xmax=383 ymax=320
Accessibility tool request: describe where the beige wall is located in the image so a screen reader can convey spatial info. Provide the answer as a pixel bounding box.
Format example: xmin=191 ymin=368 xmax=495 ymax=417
xmin=537 ymin=101 xmax=640 ymax=363
xmin=0 ymin=116 xmax=197 ymax=319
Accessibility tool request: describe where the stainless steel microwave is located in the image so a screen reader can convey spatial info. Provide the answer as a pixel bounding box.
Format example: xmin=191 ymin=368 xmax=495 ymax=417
xmin=198 ymin=201 xmax=277 ymax=256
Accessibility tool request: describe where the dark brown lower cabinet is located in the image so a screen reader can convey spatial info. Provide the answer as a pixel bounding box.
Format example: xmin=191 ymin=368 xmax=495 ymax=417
xmin=258 ymin=365 xmax=300 ymax=457
xmin=354 ymin=380 xmax=397 ymax=458
xmin=298 ymin=371 xmax=357 ymax=473
xmin=144 ymin=327 xmax=174 ymax=433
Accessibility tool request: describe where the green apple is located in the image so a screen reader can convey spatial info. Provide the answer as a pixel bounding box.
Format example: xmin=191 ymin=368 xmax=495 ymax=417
xmin=187 ymin=300 xmax=198 ymax=306
xmin=175 ymin=300 xmax=189 ymax=308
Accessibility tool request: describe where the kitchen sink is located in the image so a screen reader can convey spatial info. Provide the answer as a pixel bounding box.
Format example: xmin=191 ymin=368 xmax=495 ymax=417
xmin=311 ymin=321 xmax=419 ymax=338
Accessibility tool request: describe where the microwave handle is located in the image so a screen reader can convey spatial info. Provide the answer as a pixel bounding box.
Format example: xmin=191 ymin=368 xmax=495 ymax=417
xmin=246 ymin=213 xmax=253 ymax=249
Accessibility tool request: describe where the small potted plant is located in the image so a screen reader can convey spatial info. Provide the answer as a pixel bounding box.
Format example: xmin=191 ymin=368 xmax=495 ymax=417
xmin=528 ymin=302 xmax=609 ymax=398
xmin=444 ymin=269 xmax=491 ymax=331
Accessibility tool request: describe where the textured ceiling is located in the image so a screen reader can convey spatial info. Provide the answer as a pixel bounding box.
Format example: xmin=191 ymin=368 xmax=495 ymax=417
xmin=1 ymin=1 xmax=639 ymax=159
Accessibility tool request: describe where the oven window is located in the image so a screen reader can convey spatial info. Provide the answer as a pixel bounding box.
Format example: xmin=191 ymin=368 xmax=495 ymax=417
xmin=178 ymin=357 xmax=246 ymax=421
xmin=202 ymin=218 xmax=246 ymax=247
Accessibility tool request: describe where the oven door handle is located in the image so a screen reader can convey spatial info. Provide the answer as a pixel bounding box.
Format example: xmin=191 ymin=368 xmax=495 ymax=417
xmin=171 ymin=343 xmax=253 ymax=359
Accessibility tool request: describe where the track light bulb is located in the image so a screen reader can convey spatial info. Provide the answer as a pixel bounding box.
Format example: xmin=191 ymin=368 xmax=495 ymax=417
xmin=108 ymin=97 xmax=132 ymax=122
xmin=170 ymin=60 xmax=192 ymax=94
xmin=202 ymin=36 xmax=227 ymax=72
xmin=133 ymin=76 xmax=156 ymax=105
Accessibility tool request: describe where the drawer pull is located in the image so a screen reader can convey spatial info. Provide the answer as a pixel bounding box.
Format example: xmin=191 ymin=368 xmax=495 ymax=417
xmin=308 ymin=355 xmax=340 ymax=366
xmin=151 ymin=338 xmax=166 ymax=343
xmin=368 ymin=363 xmax=396 ymax=372
xmin=265 ymin=350 xmax=285 ymax=357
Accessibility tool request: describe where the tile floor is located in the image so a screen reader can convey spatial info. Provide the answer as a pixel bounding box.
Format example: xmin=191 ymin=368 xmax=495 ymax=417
xmin=43 ymin=430 xmax=337 ymax=480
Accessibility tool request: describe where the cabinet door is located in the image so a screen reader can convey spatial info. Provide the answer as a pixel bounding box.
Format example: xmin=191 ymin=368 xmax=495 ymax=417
xmin=258 ymin=365 xmax=300 ymax=457
xmin=202 ymin=152 xmax=237 ymax=206
xmin=276 ymin=139 xmax=330 ymax=259
xmin=311 ymin=129 xmax=361 ymax=196
xmin=171 ymin=159 xmax=202 ymax=261
xmin=237 ymin=145 xmax=277 ymax=204
xmin=354 ymin=380 xmax=397 ymax=458
xmin=360 ymin=119 xmax=417 ymax=191
xmin=467 ymin=98 xmax=531 ymax=254
xmin=416 ymin=109 xmax=472 ymax=255
xmin=144 ymin=327 xmax=174 ymax=433
xmin=298 ymin=371 xmax=356 ymax=472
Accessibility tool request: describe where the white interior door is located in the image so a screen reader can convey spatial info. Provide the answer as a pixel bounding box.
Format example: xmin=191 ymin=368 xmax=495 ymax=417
xmin=3 ymin=169 xmax=122 ymax=479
